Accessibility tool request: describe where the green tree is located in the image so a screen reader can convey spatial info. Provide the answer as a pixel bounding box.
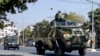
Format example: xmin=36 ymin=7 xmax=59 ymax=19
xmin=88 ymin=8 xmax=100 ymax=48
xmin=0 ymin=0 xmax=37 ymax=28
xmin=31 ymin=20 xmax=49 ymax=38
xmin=19 ymin=28 xmax=33 ymax=45
xmin=24 ymin=28 xmax=32 ymax=40
xmin=67 ymin=12 xmax=86 ymax=24
xmin=82 ymin=21 xmax=90 ymax=30
xmin=88 ymin=8 xmax=100 ymax=32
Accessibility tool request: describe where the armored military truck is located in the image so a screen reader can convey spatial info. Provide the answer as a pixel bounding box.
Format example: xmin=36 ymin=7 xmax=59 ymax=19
xmin=35 ymin=11 xmax=88 ymax=56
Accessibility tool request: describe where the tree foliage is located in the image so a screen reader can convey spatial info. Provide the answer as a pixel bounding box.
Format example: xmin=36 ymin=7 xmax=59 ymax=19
xmin=82 ymin=21 xmax=90 ymax=30
xmin=24 ymin=28 xmax=32 ymax=39
xmin=88 ymin=8 xmax=100 ymax=48
xmin=20 ymin=26 xmax=33 ymax=44
xmin=67 ymin=12 xmax=85 ymax=24
xmin=88 ymin=8 xmax=100 ymax=35
xmin=0 ymin=0 xmax=37 ymax=14
xmin=31 ymin=20 xmax=50 ymax=38
xmin=0 ymin=0 xmax=37 ymax=28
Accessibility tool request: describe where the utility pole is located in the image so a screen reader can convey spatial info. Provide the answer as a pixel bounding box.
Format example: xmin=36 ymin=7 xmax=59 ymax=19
xmin=86 ymin=0 xmax=100 ymax=6
xmin=91 ymin=0 xmax=96 ymax=51
xmin=86 ymin=0 xmax=96 ymax=51
xmin=23 ymin=29 xmax=25 ymax=46
xmin=22 ymin=13 xmax=25 ymax=47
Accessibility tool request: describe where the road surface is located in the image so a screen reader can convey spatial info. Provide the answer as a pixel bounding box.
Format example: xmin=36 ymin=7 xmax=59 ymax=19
xmin=0 ymin=45 xmax=100 ymax=56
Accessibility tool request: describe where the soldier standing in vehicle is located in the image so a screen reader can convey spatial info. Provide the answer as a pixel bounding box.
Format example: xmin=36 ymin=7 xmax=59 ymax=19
xmin=55 ymin=11 xmax=62 ymax=21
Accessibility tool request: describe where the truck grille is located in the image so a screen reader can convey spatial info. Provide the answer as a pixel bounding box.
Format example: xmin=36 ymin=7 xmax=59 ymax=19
xmin=72 ymin=36 xmax=81 ymax=44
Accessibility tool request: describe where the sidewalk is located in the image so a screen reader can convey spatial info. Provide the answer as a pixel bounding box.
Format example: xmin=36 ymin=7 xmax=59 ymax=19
xmin=96 ymin=49 xmax=100 ymax=51
xmin=0 ymin=50 xmax=42 ymax=56
xmin=87 ymin=48 xmax=100 ymax=52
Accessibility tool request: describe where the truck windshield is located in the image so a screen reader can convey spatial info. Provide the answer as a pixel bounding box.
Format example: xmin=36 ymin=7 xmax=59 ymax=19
xmin=7 ymin=38 xmax=17 ymax=43
xmin=57 ymin=27 xmax=72 ymax=34
xmin=55 ymin=21 xmax=76 ymax=27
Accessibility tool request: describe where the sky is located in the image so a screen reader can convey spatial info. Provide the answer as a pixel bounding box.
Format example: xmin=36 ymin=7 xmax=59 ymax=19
xmin=7 ymin=0 xmax=100 ymax=30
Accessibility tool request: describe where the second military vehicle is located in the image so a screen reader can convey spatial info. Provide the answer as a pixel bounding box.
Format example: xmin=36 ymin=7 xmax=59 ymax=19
xmin=3 ymin=36 xmax=19 ymax=50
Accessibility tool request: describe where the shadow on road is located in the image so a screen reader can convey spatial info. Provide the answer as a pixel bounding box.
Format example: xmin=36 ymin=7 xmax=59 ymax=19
xmin=30 ymin=52 xmax=79 ymax=56
xmin=0 ymin=54 xmax=23 ymax=56
xmin=45 ymin=54 xmax=79 ymax=56
xmin=30 ymin=53 xmax=38 ymax=55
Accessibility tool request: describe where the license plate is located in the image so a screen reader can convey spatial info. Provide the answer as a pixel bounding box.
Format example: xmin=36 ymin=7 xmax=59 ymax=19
xmin=66 ymin=42 xmax=71 ymax=45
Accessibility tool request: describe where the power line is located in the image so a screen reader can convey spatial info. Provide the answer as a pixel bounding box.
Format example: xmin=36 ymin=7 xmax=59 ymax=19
xmin=56 ymin=0 xmax=92 ymax=5
xmin=85 ymin=0 xmax=100 ymax=6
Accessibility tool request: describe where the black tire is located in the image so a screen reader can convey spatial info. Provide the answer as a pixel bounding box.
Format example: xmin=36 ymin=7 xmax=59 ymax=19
xmin=7 ymin=47 xmax=9 ymax=50
xmin=36 ymin=44 xmax=45 ymax=55
xmin=78 ymin=48 xmax=86 ymax=56
xmin=4 ymin=47 xmax=6 ymax=50
xmin=4 ymin=45 xmax=7 ymax=50
xmin=54 ymin=48 xmax=64 ymax=56
xmin=17 ymin=47 xmax=19 ymax=50
xmin=14 ymin=48 xmax=16 ymax=50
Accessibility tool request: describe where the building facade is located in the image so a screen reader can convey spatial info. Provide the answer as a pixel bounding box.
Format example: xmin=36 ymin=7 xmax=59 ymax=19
xmin=0 ymin=20 xmax=19 ymax=38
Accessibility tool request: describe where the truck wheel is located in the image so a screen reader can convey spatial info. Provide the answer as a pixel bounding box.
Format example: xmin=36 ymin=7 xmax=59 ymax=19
xmin=55 ymin=48 xmax=64 ymax=56
xmin=4 ymin=47 xmax=6 ymax=50
xmin=17 ymin=47 xmax=19 ymax=50
xmin=7 ymin=47 xmax=9 ymax=50
xmin=78 ymin=48 xmax=86 ymax=56
xmin=14 ymin=48 xmax=16 ymax=50
xmin=36 ymin=44 xmax=45 ymax=55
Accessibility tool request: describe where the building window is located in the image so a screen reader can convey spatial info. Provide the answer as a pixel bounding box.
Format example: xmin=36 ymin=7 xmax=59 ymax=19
xmin=5 ymin=31 xmax=7 ymax=34
xmin=2 ymin=30 xmax=4 ymax=32
xmin=2 ymin=34 xmax=4 ymax=36
xmin=11 ymin=29 xmax=13 ymax=32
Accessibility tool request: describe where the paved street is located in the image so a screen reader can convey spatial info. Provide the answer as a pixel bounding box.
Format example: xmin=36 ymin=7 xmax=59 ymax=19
xmin=0 ymin=45 xmax=40 ymax=56
xmin=0 ymin=45 xmax=100 ymax=56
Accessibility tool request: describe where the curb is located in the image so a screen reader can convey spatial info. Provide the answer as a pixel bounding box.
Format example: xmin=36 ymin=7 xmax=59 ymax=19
xmin=87 ymin=48 xmax=100 ymax=52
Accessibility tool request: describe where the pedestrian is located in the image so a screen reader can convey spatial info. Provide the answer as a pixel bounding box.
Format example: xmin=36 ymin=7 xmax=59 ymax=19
xmin=88 ymin=31 xmax=92 ymax=48
xmin=86 ymin=30 xmax=92 ymax=48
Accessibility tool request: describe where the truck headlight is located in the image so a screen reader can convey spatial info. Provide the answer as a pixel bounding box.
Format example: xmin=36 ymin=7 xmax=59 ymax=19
xmin=12 ymin=43 xmax=15 ymax=44
xmin=63 ymin=34 xmax=72 ymax=39
xmin=8 ymin=43 xmax=12 ymax=45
